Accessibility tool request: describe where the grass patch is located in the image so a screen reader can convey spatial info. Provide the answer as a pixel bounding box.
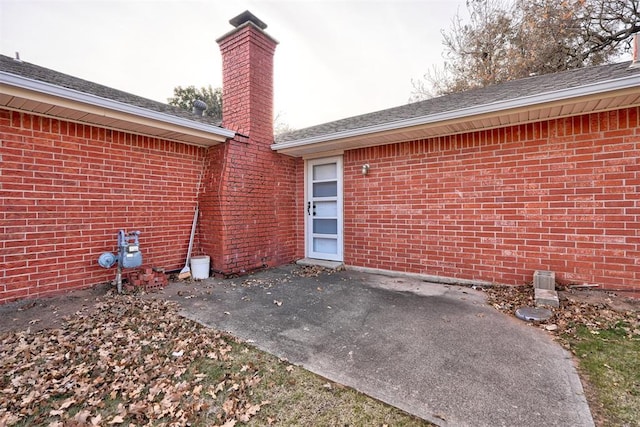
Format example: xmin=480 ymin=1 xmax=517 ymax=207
xmin=224 ymin=341 xmax=429 ymax=426
xmin=178 ymin=338 xmax=429 ymax=426
xmin=564 ymin=323 xmax=640 ymax=426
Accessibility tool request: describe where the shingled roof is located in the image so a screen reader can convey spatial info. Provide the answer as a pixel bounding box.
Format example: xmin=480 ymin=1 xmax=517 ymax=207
xmin=0 ymin=54 xmax=220 ymax=126
xmin=274 ymin=61 xmax=640 ymax=155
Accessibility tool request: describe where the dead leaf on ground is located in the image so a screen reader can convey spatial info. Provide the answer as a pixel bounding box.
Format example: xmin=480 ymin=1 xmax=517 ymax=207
xmin=107 ymin=415 xmax=125 ymax=424
xmin=0 ymin=295 xmax=266 ymax=426
xmin=485 ymin=285 xmax=640 ymax=345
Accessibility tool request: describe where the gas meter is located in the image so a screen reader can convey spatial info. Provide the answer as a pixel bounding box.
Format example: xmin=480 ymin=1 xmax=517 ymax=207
xmin=98 ymin=230 xmax=143 ymax=293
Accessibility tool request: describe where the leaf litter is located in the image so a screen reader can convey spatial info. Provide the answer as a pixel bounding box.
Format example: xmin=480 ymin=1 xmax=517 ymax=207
xmin=484 ymin=285 xmax=640 ymax=341
xmin=0 ymin=294 xmax=267 ymax=426
xmin=292 ymin=265 xmax=341 ymax=278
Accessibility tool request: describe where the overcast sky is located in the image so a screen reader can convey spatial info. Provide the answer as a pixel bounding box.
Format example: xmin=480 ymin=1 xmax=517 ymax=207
xmin=1 ymin=0 xmax=465 ymax=129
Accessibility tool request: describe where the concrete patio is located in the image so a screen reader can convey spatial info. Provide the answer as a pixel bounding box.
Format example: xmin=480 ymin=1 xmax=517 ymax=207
xmin=165 ymin=265 xmax=594 ymax=427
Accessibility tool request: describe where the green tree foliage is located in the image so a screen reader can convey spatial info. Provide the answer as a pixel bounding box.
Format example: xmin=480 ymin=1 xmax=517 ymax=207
xmin=411 ymin=0 xmax=640 ymax=99
xmin=168 ymin=85 xmax=223 ymax=121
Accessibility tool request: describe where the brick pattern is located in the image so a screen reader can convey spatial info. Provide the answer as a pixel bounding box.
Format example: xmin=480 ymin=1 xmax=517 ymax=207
xmin=344 ymin=108 xmax=640 ymax=291
xmin=123 ymin=266 xmax=168 ymax=292
xmin=218 ymin=24 xmax=276 ymax=142
xmin=295 ymin=160 xmax=305 ymax=257
xmin=199 ymin=22 xmax=301 ymax=275
xmin=1 ymin=110 xmax=205 ymax=303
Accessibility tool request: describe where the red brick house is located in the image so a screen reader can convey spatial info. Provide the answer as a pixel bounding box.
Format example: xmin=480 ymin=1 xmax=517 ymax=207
xmin=1 ymin=11 xmax=300 ymax=303
xmin=2 ymin=11 xmax=640 ymax=303
xmin=275 ymin=60 xmax=640 ymax=292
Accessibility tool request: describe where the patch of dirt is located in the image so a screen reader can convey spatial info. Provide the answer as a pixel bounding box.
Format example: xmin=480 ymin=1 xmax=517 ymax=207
xmin=484 ymin=285 xmax=640 ymax=337
xmin=560 ymin=288 xmax=640 ymax=312
xmin=0 ymin=283 xmax=111 ymax=335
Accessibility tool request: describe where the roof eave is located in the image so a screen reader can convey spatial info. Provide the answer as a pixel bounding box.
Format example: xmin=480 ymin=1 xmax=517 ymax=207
xmin=272 ymin=73 xmax=640 ymax=157
xmin=0 ymin=71 xmax=236 ymax=146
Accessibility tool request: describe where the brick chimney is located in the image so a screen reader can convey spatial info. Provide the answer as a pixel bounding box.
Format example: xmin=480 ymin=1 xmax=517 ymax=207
xmin=198 ymin=11 xmax=300 ymax=275
xmin=217 ymin=10 xmax=277 ymax=140
xmin=631 ymin=34 xmax=640 ymax=69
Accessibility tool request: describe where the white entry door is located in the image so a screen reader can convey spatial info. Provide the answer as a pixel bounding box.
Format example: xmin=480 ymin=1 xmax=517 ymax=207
xmin=307 ymin=156 xmax=343 ymax=261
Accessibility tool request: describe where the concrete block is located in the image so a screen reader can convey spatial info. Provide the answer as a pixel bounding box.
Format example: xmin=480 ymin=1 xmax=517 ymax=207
xmin=534 ymin=270 xmax=556 ymax=290
xmin=535 ymin=287 xmax=559 ymax=308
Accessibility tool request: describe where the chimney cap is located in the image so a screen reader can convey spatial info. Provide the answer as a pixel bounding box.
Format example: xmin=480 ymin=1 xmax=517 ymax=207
xmin=229 ymin=10 xmax=267 ymax=30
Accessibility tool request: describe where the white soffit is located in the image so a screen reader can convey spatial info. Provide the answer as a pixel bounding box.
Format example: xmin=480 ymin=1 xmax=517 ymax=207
xmin=273 ymin=74 xmax=640 ymax=157
xmin=0 ymin=72 xmax=235 ymax=147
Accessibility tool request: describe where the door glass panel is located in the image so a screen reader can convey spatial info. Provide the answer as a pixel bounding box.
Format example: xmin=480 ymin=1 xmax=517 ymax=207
xmin=313 ymin=238 xmax=337 ymax=254
xmin=314 ymin=201 xmax=337 ymax=217
xmin=313 ymin=164 xmax=337 ymax=181
xmin=313 ymin=181 xmax=337 ymax=197
xmin=313 ymin=218 xmax=337 ymax=234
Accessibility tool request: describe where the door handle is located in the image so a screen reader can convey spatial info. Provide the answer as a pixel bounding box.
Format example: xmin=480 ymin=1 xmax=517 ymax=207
xmin=307 ymin=201 xmax=311 ymax=215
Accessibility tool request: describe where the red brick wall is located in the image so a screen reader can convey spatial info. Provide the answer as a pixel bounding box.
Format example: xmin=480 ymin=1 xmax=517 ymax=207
xmin=344 ymin=107 xmax=640 ymax=291
xmin=295 ymin=158 xmax=305 ymax=258
xmin=218 ymin=23 xmax=276 ymax=141
xmin=1 ymin=110 xmax=205 ymax=303
xmin=198 ymin=22 xmax=300 ymax=275
xmin=198 ymin=143 xmax=226 ymax=269
xmin=199 ymin=140 xmax=301 ymax=274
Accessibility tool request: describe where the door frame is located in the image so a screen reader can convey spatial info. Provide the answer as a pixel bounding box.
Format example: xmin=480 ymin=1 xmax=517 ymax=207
xmin=305 ymin=156 xmax=344 ymax=261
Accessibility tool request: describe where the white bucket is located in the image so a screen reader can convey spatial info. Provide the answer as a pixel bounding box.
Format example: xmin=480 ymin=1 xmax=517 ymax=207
xmin=190 ymin=255 xmax=210 ymax=279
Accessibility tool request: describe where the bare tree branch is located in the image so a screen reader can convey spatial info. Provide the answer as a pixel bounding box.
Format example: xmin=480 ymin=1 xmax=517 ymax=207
xmin=411 ymin=0 xmax=640 ymax=98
